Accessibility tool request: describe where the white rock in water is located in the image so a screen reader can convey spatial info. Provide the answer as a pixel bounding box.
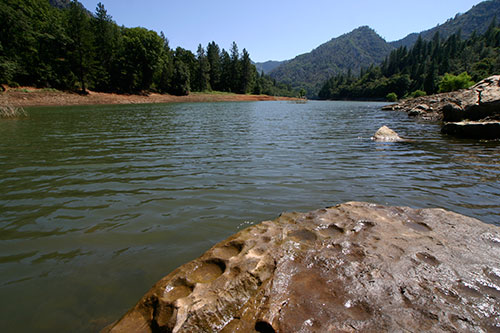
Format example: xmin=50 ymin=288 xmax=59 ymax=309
xmin=372 ymin=125 xmax=405 ymax=142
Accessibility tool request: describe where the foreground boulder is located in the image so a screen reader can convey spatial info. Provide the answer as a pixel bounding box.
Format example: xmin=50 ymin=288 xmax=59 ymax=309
xmin=104 ymin=202 xmax=500 ymax=332
xmin=382 ymin=75 xmax=500 ymax=139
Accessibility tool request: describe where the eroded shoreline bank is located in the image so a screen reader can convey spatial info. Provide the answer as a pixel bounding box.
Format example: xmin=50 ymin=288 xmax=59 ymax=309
xmin=0 ymin=87 xmax=298 ymax=108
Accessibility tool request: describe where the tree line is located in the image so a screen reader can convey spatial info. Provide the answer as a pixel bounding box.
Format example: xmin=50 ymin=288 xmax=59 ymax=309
xmin=0 ymin=0 xmax=297 ymax=96
xmin=318 ymin=19 xmax=500 ymax=100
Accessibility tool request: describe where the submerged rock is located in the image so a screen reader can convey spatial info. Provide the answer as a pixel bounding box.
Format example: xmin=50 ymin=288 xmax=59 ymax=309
xmin=104 ymin=202 xmax=500 ymax=333
xmin=371 ymin=125 xmax=406 ymax=142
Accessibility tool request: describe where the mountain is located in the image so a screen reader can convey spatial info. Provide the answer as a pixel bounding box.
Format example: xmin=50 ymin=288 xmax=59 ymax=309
xmin=391 ymin=0 xmax=500 ymax=48
xmin=254 ymin=60 xmax=287 ymax=75
xmin=48 ymin=0 xmax=71 ymax=9
xmin=268 ymin=26 xmax=394 ymax=96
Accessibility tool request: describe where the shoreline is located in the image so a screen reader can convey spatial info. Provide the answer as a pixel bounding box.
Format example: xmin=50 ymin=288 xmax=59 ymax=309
xmin=0 ymin=87 xmax=299 ymax=108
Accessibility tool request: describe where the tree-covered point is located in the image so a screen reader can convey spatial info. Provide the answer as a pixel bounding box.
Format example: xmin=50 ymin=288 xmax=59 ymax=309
xmin=318 ymin=19 xmax=500 ymax=100
xmin=0 ymin=0 xmax=297 ymax=97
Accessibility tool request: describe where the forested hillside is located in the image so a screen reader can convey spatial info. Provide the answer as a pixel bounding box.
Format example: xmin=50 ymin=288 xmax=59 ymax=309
xmin=264 ymin=0 xmax=500 ymax=97
xmin=268 ymin=26 xmax=394 ymax=96
xmin=0 ymin=0 xmax=296 ymax=96
xmin=48 ymin=0 xmax=71 ymax=9
xmin=318 ymin=20 xmax=500 ymax=100
xmin=392 ymin=0 xmax=500 ymax=48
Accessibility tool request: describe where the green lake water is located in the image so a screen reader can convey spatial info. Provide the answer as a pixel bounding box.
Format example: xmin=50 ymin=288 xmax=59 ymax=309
xmin=0 ymin=101 xmax=499 ymax=332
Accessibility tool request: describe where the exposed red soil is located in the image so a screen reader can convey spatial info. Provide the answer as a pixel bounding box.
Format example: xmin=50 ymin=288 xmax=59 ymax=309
xmin=0 ymin=87 xmax=298 ymax=107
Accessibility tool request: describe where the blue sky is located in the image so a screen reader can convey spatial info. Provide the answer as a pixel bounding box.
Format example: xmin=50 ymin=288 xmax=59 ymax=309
xmin=78 ymin=0 xmax=485 ymax=62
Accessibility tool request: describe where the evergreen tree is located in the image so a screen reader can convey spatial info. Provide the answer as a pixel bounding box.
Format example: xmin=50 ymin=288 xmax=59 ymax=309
xmin=194 ymin=44 xmax=210 ymax=91
xmin=154 ymin=32 xmax=173 ymax=93
xmin=424 ymin=61 xmax=438 ymax=94
xmin=66 ymin=0 xmax=93 ymax=92
xmin=229 ymin=41 xmax=240 ymax=92
xmin=239 ymin=48 xmax=255 ymax=93
xmin=206 ymin=41 xmax=221 ymax=91
xmin=92 ymin=2 xmax=119 ymax=91
xmin=219 ymin=49 xmax=231 ymax=92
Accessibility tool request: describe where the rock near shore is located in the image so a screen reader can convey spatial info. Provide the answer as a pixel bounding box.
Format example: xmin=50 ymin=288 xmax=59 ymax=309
xmin=371 ymin=125 xmax=407 ymax=142
xmin=104 ymin=202 xmax=500 ymax=333
xmin=382 ymin=75 xmax=500 ymax=139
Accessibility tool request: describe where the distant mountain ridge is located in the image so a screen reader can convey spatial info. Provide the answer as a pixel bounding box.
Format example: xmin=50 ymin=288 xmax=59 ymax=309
xmin=254 ymin=60 xmax=287 ymax=74
xmin=391 ymin=0 xmax=500 ymax=48
xmin=266 ymin=0 xmax=500 ymax=97
xmin=268 ymin=26 xmax=394 ymax=96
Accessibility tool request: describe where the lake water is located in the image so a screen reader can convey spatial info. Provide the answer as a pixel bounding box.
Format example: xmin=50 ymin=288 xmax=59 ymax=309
xmin=1 ymin=101 xmax=499 ymax=332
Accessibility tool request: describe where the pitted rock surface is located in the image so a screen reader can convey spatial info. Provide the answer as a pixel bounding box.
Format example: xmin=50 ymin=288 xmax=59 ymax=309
xmin=104 ymin=202 xmax=500 ymax=332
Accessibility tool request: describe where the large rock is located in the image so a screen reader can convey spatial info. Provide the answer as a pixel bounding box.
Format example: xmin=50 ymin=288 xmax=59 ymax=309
xmin=383 ymin=75 xmax=500 ymax=138
xmin=103 ymin=202 xmax=500 ymax=332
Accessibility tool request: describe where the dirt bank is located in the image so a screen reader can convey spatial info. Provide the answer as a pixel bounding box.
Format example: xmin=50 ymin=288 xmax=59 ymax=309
xmin=0 ymin=87 xmax=298 ymax=107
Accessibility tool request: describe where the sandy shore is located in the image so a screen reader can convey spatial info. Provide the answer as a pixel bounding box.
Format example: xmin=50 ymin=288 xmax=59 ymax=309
xmin=0 ymin=87 xmax=298 ymax=107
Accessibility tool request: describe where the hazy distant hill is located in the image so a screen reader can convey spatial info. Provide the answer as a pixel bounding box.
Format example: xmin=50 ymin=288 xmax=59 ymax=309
xmin=254 ymin=60 xmax=287 ymax=75
xmin=268 ymin=26 xmax=394 ymax=95
xmin=391 ymin=0 xmax=500 ymax=48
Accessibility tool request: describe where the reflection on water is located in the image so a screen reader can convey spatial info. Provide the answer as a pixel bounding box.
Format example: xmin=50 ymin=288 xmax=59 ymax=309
xmin=0 ymin=101 xmax=499 ymax=332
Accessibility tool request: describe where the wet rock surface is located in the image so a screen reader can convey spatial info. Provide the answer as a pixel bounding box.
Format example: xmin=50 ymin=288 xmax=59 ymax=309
xmin=382 ymin=75 xmax=500 ymax=139
xmin=104 ymin=202 xmax=500 ymax=333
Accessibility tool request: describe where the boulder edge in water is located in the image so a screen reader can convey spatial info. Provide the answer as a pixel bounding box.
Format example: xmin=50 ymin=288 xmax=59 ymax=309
xmin=103 ymin=202 xmax=500 ymax=333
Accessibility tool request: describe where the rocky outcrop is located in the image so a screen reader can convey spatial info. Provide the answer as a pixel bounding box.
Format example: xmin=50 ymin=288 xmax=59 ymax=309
xmin=382 ymin=75 xmax=500 ymax=139
xmin=371 ymin=125 xmax=407 ymax=142
xmin=441 ymin=121 xmax=500 ymax=139
xmin=104 ymin=202 xmax=500 ymax=333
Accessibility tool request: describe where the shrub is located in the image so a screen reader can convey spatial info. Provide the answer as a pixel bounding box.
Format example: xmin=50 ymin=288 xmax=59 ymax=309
xmin=438 ymin=72 xmax=475 ymax=93
xmin=409 ymin=90 xmax=427 ymax=98
xmin=386 ymin=92 xmax=398 ymax=102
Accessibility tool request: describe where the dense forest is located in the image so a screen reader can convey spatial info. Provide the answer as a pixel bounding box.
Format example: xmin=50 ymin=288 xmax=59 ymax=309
xmin=318 ymin=20 xmax=500 ymax=100
xmin=0 ymin=0 xmax=297 ymax=96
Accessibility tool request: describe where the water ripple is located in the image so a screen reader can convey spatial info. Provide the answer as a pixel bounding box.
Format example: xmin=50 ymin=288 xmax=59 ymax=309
xmin=0 ymin=101 xmax=499 ymax=332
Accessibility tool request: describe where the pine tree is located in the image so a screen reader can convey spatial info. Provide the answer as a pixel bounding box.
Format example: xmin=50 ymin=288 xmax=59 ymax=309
xmin=219 ymin=49 xmax=231 ymax=92
xmin=67 ymin=0 xmax=94 ymax=93
xmin=92 ymin=2 xmax=118 ymax=91
xmin=195 ymin=44 xmax=210 ymax=91
xmin=154 ymin=32 xmax=173 ymax=93
xmin=239 ymin=48 xmax=255 ymax=93
xmin=229 ymin=41 xmax=240 ymax=92
xmin=206 ymin=41 xmax=221 ymax=91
